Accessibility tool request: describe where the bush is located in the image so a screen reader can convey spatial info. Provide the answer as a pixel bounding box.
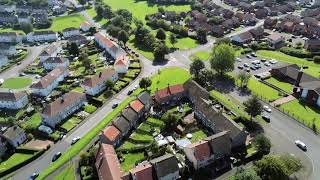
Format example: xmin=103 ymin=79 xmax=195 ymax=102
xmin=280 ymin=47 xmax=312 ymax=58
xmin=313 ymin=56 xmax=320 ymax=64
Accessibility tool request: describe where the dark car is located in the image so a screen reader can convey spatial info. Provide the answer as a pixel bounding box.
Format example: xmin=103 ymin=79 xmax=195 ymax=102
xmin=127 ymin=90 xmax=133 ymax=95
xmin=262 ymin=114 xmax=270 ymax=122
xmin=112 ymin=103 xmax=118 ymax=109
xmin=245 ymin=68 xmax=250 ymax=72
xmin=29 ymin=172 xmax=39 ymax=180
xmin=52 ymin=152 xmax=62 ymax=162
xmin=237 ymin=66 xmax=244 ymax=69
xmin=250 ymin=66 xmax=256 ymax=70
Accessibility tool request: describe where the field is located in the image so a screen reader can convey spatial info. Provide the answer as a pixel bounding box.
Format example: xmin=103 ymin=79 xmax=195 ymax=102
xmin=86 ymin=8 xmax=108 ymax=26
xmin=0 ymin=151 xmax=39 ymax=173
xmin=247 ymin=78 xmax=282 ymax=102
xmin=265 ymin=77 xmax=293 ymax=93
xmin=52 ymin=164 xmax=76 ymax=180
xmin=256 ymin=50 xmax=320 ymax=78
xmin=46 ymin=14 xmax=86 ymax=32
xmin=20 ymin=113 xmax=42 ymax=132
xmin=189 ymin=51 xmax=210 ymax=61
xmin=120 ymin=152 xmax=145 ymax=172
xmin=280 ymin=100 xmax=320 ymax=130
xmin=1 ymin=77 xmax=32 ymax=89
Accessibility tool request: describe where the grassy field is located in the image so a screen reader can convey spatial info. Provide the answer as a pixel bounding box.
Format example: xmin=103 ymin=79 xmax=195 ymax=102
xmin=0 ymin=152 xmax=39 ymax=173
xmin=1 ymin=77 xmax=32 ymax=89
xmin=280 ymin=100 xmax=320 ymax=130
xmin=84 ymin=104 xmax=97 ymax=114
xmin=265 ymin=77 xmax=293 ymax=93
xmin=20 ymin=112 xmax=41 ymax=132
xmin=86 ymin=8 xmax=108 ymax=26
xmin=189 ymin=51 xmax=210 ymax=61
xmin=149 ymin=67 xmax=191 ymax=93
xmin=189 ymin=130 xmax=207 ymax=143
xmin=256 ymin=50 xmax=320 ymax=78
xmin=52 ymin=164 xmax=76 ymax=180
xmin=46 ymin=14 xmax=86 ymax=32
xmin=61 ymin=117 xmax=82 ymax=132
xmin=247 ymin=78 xmax=282 ymax=102
xmin=0 ymin=28 xmax=24 ymax=34
xmin=121 ymin=152 xmax=145 ymax=172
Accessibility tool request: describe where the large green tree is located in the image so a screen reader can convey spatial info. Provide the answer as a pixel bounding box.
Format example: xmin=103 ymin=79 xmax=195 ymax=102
xmin=196 ymin=28 xmax=207 ymax=44
xmin=118 ymin=30 xmax=129 ymax=45
xmin=153 ymin=42 xmax=168 ymax=62
xmin=210 ymin=43 xmax=235 ymax=75
xmin=190 ymin=58 xmax=205 ymax=79
xmin=234 ymin=167 xmax=261 ymax=180
xmin=169 ymin=33 xmax=178 ymax=48
xmin=237 ymin=71 xmax=251 ymax=88
xmin=20 ymin=22 xmax=33 ymax=34
xmin=244 ymin=95 xmax=263 ymax=120
xmin=139 ymin=77 xmax=152 ymax=89
xmin=156 ymin=28 xmax=166 ymax=41
xmin=253 ymin=134 xmax=271 ymax=155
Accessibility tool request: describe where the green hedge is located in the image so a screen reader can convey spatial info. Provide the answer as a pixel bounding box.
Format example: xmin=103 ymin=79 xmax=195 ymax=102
xmin=280 ymin=47 xmax=312 ymax=58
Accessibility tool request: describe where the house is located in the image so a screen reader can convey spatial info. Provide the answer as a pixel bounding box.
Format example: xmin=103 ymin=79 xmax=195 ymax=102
xmin=0 ymin=43 xmax=16 ymax=56
xmin=0 ymin=91 xmax=29 ymax=109
xmin=264 ymin=17 xmax=278 ymax=29
xmin=267 ymin=34 xmax=285 ymax=49
xmin=68 ymin=35 xmax=89 ymax=46
xmin=1 ymin=125 xmax=26 ymax=148
xmin=94 ymin=32 xmax=126 ymax=59
xmin=239 ymin=2 xmax=254 ymax=12
xmin=270 ymin=64 xmax=319 ymax=85
xmin=293 ymin=24 xmax=307 ymax=35
xmin=0 ymin=55 xmax=8 ymax=68
xmin=17 ymin=14 xmax=32 ymax=24
xmin=129 ymin=162 xmax=153 ymax=180
xmin=154 ymin=84 xmax=185 ymax=105
xmin=99 ymin=125 xmax=121 ymax=146
xmin=112 ymin=116 xmax=131 ymax=138
xmin=298 ymin=81 xmax=320 ymax=107
xmin=62 ymin=27 xmax=80 ymax=38
xmin=0 ymin=137 xmax=8 ymax=158
xmin=255 ymin=8 xmax=268 ymax=19
xmin=301 ymin=8 xmax=320 ymax=17
xmin=130 ymin=99 xmax=145 ymax=117
xmin=0 ymin=32 xmax=22 ymax=43
xmin=183 ymin=79 xmax=210 ymax=104
xmin=282 ymin=21 xmax=295 ymax=33
xmin=43 ymin=57 xmax=70 ymax=70
xmin=231 ymin=31 xmax=253 ymax=45
xmin=243 ymin=14 xmax=257 ymax=25
xmin=53 ymin=5 xmax=67 ymax=15
xmin=222 ymin=19 xmax=235 ymax=30
xmin=304 ymin=39 xmax=320 ymax=52
xmin=31 ymin=67 xmax=68 ymax=96
xmin=305 ymin=25 xmax=320 ymax=38
xmin=249 ymin=26 xmax=264 ymax=39
xmin=303 ymin=17 xmax=319 ymax=26
xmin=32 ymin=12 xmax=49 ymax=26
xmin=0 ymin=5 xmax=15 ymax=13
xmin=224 ymin=0 xmax=239 ymax=6
xmin=39 ymin=42 xmax=61 ymax=62
xmin=149 ymin=154 xmax=180 ymax=180
xmin=41 ymin=91 xmax=87 ymax=128
xmin=27 ymin=31 xmax=58 ymax=43
xmin=283 ymin=14 xmax=301 ymax=24
xmin=80 ymin=21 xmax=94 ymax=32
xmin=137 ymin=92 xmax=152 ymax=111
xmin=0 ymin=13 xmax=18 ymax=24
xmin=184 ymin=131 xmax=231 ymax=170
xmin=81 ymin=68 xmax=118 ymax=96
xmin=121 ymin=107 xmax=139 ymax=128
xmin=114 ymin=56 xmax=130 ymax=74
xmin=95 ymin=143 xmax=124 ymax=180
xmin=211 ymin=25 xmax=224 ymax=37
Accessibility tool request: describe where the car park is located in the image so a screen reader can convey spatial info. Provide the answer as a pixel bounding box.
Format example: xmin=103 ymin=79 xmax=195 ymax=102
xmin=52 ymin=152 xmax=62 ymax=162
xmin=295 ymin=140 xmax=307 ymax=151
xmin=112 ymin=103 xmax=118 ymax=109
xmin=71 ymin=136 xmax=81 ymax=145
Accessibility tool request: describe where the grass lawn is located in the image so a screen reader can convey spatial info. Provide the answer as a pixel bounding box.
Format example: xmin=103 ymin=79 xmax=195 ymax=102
xmin=247 ymin=78 xmax=282 ymax=102
xmin=1 ymin=77 xmax=32 ymax=89
xmin=0 ymin=28 xmax=24 ymax=34
xmin=86 ymin=8 xmax=108 ymax=25
xmin=167 ymin=35 xmax=198 ymax=50
xmin=60 ymin=117 xmax=82 ymax=132
xmin=45 ymin=14 xmax=86 ymax=32
xmin=120 ymin=152 xmax=145 ymax=172
xmin=189 ymin=51 xmax=210 ymax=61
xmin=20 ymin=112 xmax=41 ymax=132
xmin=256 ymin=50 xmax=320 ymax=78
xmin=280 ymin=100 xmax=320 ymax=130
xmin=84 ymin=104 xmax=97 ymax=114
xmin=149 ymin=67 xmax=191 ymax=93
xmin=52 ymin=164 xmax=76 ymax=180
xmin=189 ymin=130 xmax=207 ymax=143
xmin=0 ymin=152 xmax=39 ymax=173
xmin=265 ymin=77 xmax=293 ymax=93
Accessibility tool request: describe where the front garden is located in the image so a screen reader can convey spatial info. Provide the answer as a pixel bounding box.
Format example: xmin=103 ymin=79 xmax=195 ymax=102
xmin=1 ymin=77 xmax=32 ymax=89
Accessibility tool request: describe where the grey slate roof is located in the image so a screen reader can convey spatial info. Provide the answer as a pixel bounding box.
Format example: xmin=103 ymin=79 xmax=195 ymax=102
xmin=112 ymin=116 xmax=130 ymax=134
xmin=2 ymin=125 xmax=25 ymax=140
xmin=150 ymin=154 xmax=179 ymax=178
xmin=137 ymin=92 xmax=151 ymax=105
xmin=121 ymin=107 xmax=138 ymax=123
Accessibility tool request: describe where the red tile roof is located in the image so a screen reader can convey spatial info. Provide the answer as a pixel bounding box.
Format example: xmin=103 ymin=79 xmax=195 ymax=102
xmin=155 ymin=84 xmax=185 ymax=100
xmin=94 ymin=32 xmax=115 ymax=49
xmin=80 ymin=21 xmax=92 ymax=27
xmin=186 ymin=140 xmax=211 ymax=161
xmin=130 ymin=100 xmax=144 ymax=113
xmin=129 ymin=162 xmax=153 ymax=180
xmin=115 ymin=55 xmax=129 ymax=66
xmin=102 ymin=125 xmax=120 ymax=143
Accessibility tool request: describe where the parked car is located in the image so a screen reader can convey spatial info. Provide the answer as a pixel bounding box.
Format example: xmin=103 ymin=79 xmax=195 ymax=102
xmin=133 ymin=84 xmax=139 ymax=90
xmin=250 ymin=66 xmax=256 ymax=70
xmin=264 ymin=62 xmax=270 ymax=66
xmin=112 ymin=103 xmax=118 ymax=109
xmin=29 ymin=172 xmax=39 ymax=180
xmin=237 ymin=66 xmax=244 ymax=69
xmin=263 ymin=105 xmax=272 ymax=113
xmin=246 ymin=54 xmax=251 ymax=58
xmin=262 ymin=114 xmax=270 ymax=122
xmin=71 ymin=136 xmax=81 ymax=145
xmin=244 ymin=63 xmax=249 ymax=67
xmin=245 ymin=68 xmax=250 ymax=72
xmin=52 ymin=152 xmax=62 ymax=162
xmin=127 ymin=90 xmax=133 ymax=95
xmin=236 ymin=58 xmax=242 ymax=62
xmin=295 ymin=140 xmax=307 ymax=151
xmin=251 ymin=52 xmax=257 ymax=57
xmin=261 ymin=58 xmax=267 ymax=62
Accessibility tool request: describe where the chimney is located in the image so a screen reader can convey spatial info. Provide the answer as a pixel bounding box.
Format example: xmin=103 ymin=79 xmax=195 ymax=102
xmin=99 ymin=72 xmax=102 ymax=78
xmin=295 ymin=68 xmax=304 ymax=87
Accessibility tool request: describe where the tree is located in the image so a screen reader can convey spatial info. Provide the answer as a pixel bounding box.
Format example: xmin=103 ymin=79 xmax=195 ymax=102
xmin=253 ymin=134 xmax=271 ymax=155
xmin=190 ymin=58 xmax=205 ymax=78
xmin=279 ymin=154 xmax=303 ymax=175
xmin=105 ymin=80 xmax=114 ymax=91
xmin=162 ymin=111 xmax=178 ymax=129
xmin=158 ymin=7 xmax=165 ymax=14
xmin=78 ymin=0 xmax=86 ymax=5
xmin=197 ymin=68 xmax=214 ymax=87
xmin=139 ymin=77 xmax=152 ymax=89
xmin=210 ymin=43 xmax=235 ymax=75
xmin=118 ymin=30 xmax=129 ymax=45
xmin=79 ymin=52 xmax=91 ymax=69
xmin=68 ymin=42 xmax=80 ymax=57
xmin=237 ymin=71 xmax=251 ymax=88
xmin=20 ymin=22 xmax=33 ymax=34
xmin=169 ymin=33 xmax=178 ymax=48
xmin=156 ymin=28 xmax=166 ymax=40
xmin=234 ymin=167 xmax=261 ymax=180
xmin=95 ymin=5 xmax=104 ymax=18
xmin=115 ymin=9 xmax=132 ymax=22
xmin=244 ymin=95 xmax=263 ymax=120
xmin=88 ymin=27 xmax=97 ymax=35
xmin=196 ymin=28 xmax=207 ymax=44
xmin=153 ymin=42 xmax=168 ymax=62
xmin=102 ymin=4 xmax=114 ymax=19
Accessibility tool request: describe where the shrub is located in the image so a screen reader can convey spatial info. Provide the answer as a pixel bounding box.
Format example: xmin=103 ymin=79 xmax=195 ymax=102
xmin=313 ymin=56 xmax=320 ymax=64
xmin=280 ymin=47 xmax=312 ymax=58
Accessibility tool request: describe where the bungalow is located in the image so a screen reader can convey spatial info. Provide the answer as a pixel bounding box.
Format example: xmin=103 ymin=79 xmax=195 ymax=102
xmin=303 ymin=17 xmax=319 ymax=26
xmin=99 ymin=125 xmax=121 ymax=146
xmin=239 ymin=2 xmax=254 ymax=12
xmin=43 ymin=57 xmax=70 ymax=70
xmin=231 ymin=31 xmax=253 ymax=45
xmin=304 ymin=39 xmax=320 ymax=53
xmin=121 ymin=107 xmax=139 ymax=128
xmin=94 ymin=32 xmax=125 ymax=59
xmin=264 ymin=17 xmax=278 ymax=29
xmin=81 ymin=68 xmax=118 ymax=96
xmin=243 ymin=14 xmax=257 ymax=25
xmin=80 ymin=21 xmax=94 ymax=32
xmin=282 ymin=21 xmax=295 ymax=33
xmin=305 ymin=25 xmax=320 ymax=38
xmin=255 ymin=8 xmax=268 ymax=19
xmin=137 ymin=92 xmax=152 ymax=111
xmin=41 ymin=91 xmax=87 ymax=128
xmin=17 ymin=14 xmax=32 ymax=24
xmin=31 ymin=67 xmax=68 ymax=97
xmin=267 ymin=34 xmax=285 ymax=49
xmin=95 ymin=143 xmax=124 ymax=180
xmin=129 ymin=162 xmax=153 ymax=180
xmin=112 ymin=116 xmax=131 ymax=138
xmin=211 ymin=25 xmax=224 ymax=37
xmin=299 ymin=81 xmax=320 ymax=107
xmin=283 ymin=14 xmax=301 ymax=24
xmin=0 ymin=43 xmax=16 ymax=56
xmin=114 ymin=56 xmax=130 ymax=74
xmin=39 ymin=42 xmax=61 ymax=62
xmin=249 ymin=26 xmax=264 ymax=39
xmin=154 ymin=84 xmax=185 ymax=105
xmin=27 ymin=31 xmax=58 ymax=43
xmin=130 ymin=99 xmax=145 ymax=117
xmin=68 ymin=35 xmax=89 ymax=46
xmin=32 ymin=12 xmax=49 ymax=26
xmin=150 ymin=154 xmax=180 ymax=180
xmin=1 ymin=125 xmax=26 ymax=148
xmin=0 ymin=32 xmax=21 ymax=43
xmin=0 ymin=91 xmax=28 ymax=109
xmin=293 ymin=24 xmax=307 ymax=35
xmin=224 ymin=0 xmax=239 ymax=6
xmin=0 ymin=55 xmax=8 ymax=68
xmin=0 ymin=5 xmax=15 ymax=13
xmin=62 ymin=27 xmax=80 ymax=38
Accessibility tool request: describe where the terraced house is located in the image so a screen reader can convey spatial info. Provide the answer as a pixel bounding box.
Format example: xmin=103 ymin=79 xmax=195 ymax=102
xmin=62 ymin=27 xmax=80 ymax=38
xmin=39 ymin=42 xmax=61 ymax=62
xmin=94 ymin=32 xmax=126 ymax=59
xmin=0 ymin=55 xmax=8 ymax=68
xmin=81 ymin=68 xmax=118 ymax=96
xmin=41 ymin=91 xmax=87 ymax=128
xmin=0 ymin=91 xmax=29 ymax=109
xmin=31 ymin=67 xmax=68 ymax=96
xmin=27 ymin=30 xmax=58 ymax=43
xmin=43 ymin=57 xmax=69 ymax=70
xmin=0 ymin=43 xmax=16 ymax=56
xmin=0 ymin=32 xmax=22 ymax=43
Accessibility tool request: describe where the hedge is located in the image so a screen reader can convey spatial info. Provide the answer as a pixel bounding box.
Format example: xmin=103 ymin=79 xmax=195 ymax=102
xmin=280 ymin=47 xmax=312 ymax=58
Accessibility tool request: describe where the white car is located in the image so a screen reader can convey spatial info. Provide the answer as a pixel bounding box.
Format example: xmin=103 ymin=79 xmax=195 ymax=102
xmin=264 ymin=62 xmax=271 ymax=66
xmin=133 ymin=84 xmax=139 ymax=90
xmin=295 ymin=140 xmax=307 ymax=151
xmin=263 ymin=105 xmax=272 ymax=113
xmin=236 ymin=58 xmax=242 ymax=62
xmin=71 ymin=136 xmax=81 ymax=145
